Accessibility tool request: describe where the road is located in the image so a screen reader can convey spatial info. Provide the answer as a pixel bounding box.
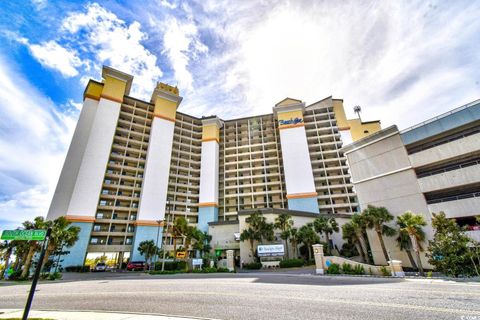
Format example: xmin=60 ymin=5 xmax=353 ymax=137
xmin=1 ymin=272 xmax=479 ymax=320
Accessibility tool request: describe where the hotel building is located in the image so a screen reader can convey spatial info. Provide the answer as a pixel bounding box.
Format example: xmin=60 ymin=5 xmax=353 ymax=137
xmin=342 ymin=100 xmax=480 ymax=268
xmin=47 ymin=66 xmax=380 ymax=266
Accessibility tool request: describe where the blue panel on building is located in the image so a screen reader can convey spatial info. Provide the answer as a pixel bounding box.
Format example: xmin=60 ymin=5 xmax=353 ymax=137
xmin=61 ymin=221 xmax=92 ymax=268
xmin=131 ymin=225 xmax=163 ymax=261
xmin=288 ymin=197 xmax=319 ymax=213
xmin=401 ymin=101 xmax=480 ymax=145
xmin=198 ymin=206 xmax=218 ymax=232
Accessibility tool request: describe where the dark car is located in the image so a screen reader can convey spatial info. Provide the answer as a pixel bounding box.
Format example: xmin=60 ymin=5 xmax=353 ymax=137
xmin=127 ymin=261 xmax=146 ymax=271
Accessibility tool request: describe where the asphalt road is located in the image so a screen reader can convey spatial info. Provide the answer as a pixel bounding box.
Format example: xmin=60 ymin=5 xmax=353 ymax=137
xmin=1 ymin=272 xmax=479 ymax=320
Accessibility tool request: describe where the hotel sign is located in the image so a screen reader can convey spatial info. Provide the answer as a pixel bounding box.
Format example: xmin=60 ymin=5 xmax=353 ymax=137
xmin=278 ymin=117 xmax=303 ymax=126
xmin=1 ymin=229 xmax=47 ymax=241
xmin=257 ymin=244 xmax=284 ymax=257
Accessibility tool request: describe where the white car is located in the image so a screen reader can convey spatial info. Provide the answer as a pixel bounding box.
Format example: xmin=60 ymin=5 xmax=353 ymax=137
xmin=93 ymin=262 xmax=107 ymax=272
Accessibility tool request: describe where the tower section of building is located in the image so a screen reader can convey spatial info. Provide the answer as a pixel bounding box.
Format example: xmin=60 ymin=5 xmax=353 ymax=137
xmin=274 ymin=98 xmax=319 ymax=213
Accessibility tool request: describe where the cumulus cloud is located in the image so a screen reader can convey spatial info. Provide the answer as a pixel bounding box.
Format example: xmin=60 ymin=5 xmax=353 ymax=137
xmin=28 ymin=40 xmax=84 ymax=77
xmin=0 ymin=55 xmax=77 ymax=230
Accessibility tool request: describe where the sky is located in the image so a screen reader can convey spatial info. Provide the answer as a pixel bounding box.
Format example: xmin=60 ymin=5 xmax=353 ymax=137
xmin=0 ymin=0 xmax=479 ymax=230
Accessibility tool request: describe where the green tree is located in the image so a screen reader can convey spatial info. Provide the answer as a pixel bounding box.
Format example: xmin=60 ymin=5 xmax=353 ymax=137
xmin=351 ymin=214 xmax=372 ymax=264
xmin=240 ymin=211 xmax=273 ymax=261
xmin=427 ymin=212 xmax=479 ymax=277
xmin=138 ymin=240 xmax=159 ymax=270
xmin=313 ymin=216 xmax=339 ymax=250
xmin=363 ymin=205 xmax=396 ymax=263
xmin=0 ymin=241 xmax=16 ymax=279
xmin=42 ymin=216 xmax=80 ymax=271
xmin=275 ymin=214 xmax=293 ymax=258
xmin=298 ymin=223 xmax=320 ymax=261
xmin=341 ymin=222 xmax=366 ymax=263
xmin=171 ymin=217 xmax=188 ymax=259
xmin=396 ymin=211 xmax=426 ymax=274
xmin=289 ymin=227 xmax=300 ymax=258
xmin=21 ymin=216 xmax=48 ymax=278
xmin=240 ymin=227 xmax=260 ymax=261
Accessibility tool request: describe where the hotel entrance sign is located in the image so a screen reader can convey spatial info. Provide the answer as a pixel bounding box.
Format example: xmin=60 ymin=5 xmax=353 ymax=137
xmin=257 ymin=244 xmax=284 ymax=257
xmin=1 ymin=229 xmax=47 ymax=241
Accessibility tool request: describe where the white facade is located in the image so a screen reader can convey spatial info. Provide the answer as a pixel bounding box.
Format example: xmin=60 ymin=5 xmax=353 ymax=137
xmin=66 ymin=98 xmax=121 ymax=218
xmin=48 ymin=97 xmax=99 ymax=219
xmin=137 ymin=118 xmax=175 ymax=221
xmin=199 ymin=141 xmax=220 ymax=205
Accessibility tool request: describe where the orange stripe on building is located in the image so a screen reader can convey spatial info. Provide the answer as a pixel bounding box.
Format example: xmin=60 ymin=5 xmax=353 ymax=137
xmin=154 ymin=114 xmax=176 ymax=123
xmin=286 ymin=192 xmax=318 ymax=199
xmin=278 ymin=123 xmax=305 ymax=130
xmin=198 ymin=202 xmax=218 ymax=208
xmin=134 ymin=220 xmax=164 ymax=227
xmin=100 ymin=93 xmax=123 ymax=104
xmin=84 ymin=93 xmax=100 ymax=101
xmin=202 ymin=137 xmax=219 ymax=143
xmin=65 ymin=215 xmax=96 ymax=223
xmin=338 ymin=126 xmax=351 ymax=130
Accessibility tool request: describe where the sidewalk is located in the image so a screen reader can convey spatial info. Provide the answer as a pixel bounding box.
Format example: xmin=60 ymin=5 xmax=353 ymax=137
xmin=0 ymin=309 xmax=215 ymax=320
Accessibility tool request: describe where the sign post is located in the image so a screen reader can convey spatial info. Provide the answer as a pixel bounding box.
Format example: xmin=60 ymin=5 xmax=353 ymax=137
xmin=1 ymin=228 xmax=51 ymax=320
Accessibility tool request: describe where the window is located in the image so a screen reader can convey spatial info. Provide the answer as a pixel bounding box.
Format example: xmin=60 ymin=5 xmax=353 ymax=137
xmin=96 ymin=212 xmax=104 ymax=219
xmin=90 ymin=238 xmax=98 ymax=244
xmin=126 ymin=238 xmax=132 ymax=245
xmin=363 ymin=130 xmax=369 ymax=134
xmin=99 ymin=200 xmax=107 ymax=206
xmin=93 ymin=225 xmax=101 ymax=232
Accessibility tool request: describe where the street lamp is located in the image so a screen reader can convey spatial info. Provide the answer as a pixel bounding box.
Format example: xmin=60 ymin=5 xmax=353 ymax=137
xmin=161 ymin=199 xmax=171 ymax=272
xmin=154 ymin=219 xmax=162 ymax=267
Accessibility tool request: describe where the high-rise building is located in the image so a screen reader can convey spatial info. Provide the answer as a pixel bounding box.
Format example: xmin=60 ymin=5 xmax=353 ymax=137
xmin=342 ymin=99 xmax=480 ymax=267
xmin=47 ymin=66 xmax=380 ymax=266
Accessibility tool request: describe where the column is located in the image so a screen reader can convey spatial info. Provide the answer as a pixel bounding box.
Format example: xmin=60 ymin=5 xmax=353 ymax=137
xmin=132 ymin=83 xmax=182 ymax=261
xmin=274 ymin=99 xmax=319 ymax=213
xmin=226 ymin=249 xmax=235 ymax=272
xmin=312 ymin=244 xmax=325 ymax=275
xmin=63 ymin=66 xmax=133 ymax=267
xmin=198 ymin=117 xmax=222 ymax=232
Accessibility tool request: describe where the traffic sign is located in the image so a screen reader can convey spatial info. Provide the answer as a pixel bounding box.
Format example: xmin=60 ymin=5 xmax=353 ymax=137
xmin=1 ymin=230 xmax=47 ymax=241
xmin=176 ymin=251 xmax=186 ymax=258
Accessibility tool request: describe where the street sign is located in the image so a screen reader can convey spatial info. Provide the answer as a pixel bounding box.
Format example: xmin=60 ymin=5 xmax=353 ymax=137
xmin=176 ymin=251 xmax=186 ymax=258
xmin=1 ymin=229 xmax=47 ymax=241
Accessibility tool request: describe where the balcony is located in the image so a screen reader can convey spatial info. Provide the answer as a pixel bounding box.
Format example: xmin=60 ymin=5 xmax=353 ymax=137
xmin=417 ymin=163 xmax=480 ymax=193
xmin=427 ymin=196 xmax=480 ymax=219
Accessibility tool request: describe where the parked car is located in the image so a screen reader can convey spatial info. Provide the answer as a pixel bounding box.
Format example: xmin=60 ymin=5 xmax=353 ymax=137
xmin=127 ymin=261 xmax=146 ymax=271
xmin=93 ymin=262 xmax=107 ymax=272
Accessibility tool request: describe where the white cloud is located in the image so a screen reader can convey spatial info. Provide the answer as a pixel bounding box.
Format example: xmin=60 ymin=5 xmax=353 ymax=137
xmin=0 ymin=55 xmax=77 ymax=230
xmin=28 ymin=40 xmax=84 ymax=77
xmin=161 ymin=17 xmax=208 ymax=92
xmin=61 ymin=3 xmax=163 ymax=100
xmin=31 ymin=0 xmax=47 ymax=10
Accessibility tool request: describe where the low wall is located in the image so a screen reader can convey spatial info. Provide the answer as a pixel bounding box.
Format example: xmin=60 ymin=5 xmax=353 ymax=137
xmin=323 ymin=256 xmax=391 ymax=276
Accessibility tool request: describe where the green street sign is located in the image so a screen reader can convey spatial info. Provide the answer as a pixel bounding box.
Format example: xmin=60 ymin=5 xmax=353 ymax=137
xmin=1 ymin=229 xmax=47 ymax=241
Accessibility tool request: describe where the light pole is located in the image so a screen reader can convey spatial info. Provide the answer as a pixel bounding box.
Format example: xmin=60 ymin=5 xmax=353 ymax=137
xmin=154 ymin=219 xmax=162 ymax=267
xmin=161 ymin=199 xmax=171 ymax=272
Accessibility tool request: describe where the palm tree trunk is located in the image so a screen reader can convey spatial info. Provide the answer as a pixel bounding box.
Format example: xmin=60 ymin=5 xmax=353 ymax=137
xmin=354 ymin=241 xmax=365 ymax=263
xmin=376 ymin=228 xmax=390 ymax=263
xmin=307 ymin=244 xmax=312 ymax=261
xmin=249 ymin=239 xmax=255 ymax=261
xmin=21 ymin=246 xmax=35 ymax=279
xmin=284 ymin=239 xmax=289 ymax=259
xmin=405 ymin=249 xmax=417 ymax=270
xmin=357 ymin=232 xmax=371 ymax=264
xmin=173 ymin=237 xmax=177 ymax=260
xmin=410 ymin=235 xmax=424 ymax=276
xmin=0 ymin=251 xmax=11 ymax=279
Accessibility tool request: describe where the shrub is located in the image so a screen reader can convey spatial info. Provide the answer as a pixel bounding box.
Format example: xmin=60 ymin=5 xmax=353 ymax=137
xmin=9 ymin=270 xmax=25 ymax=281
xmin=326 ymin=263 xmax=341 ymax=274
xmin=426 ymin=271 xmax=433 ymax=278
xmin=341 ymin=263 xmax=354 ymax=274
xmin=150 ymin=270 xmax=181 ymax=275
xmin=154 ymin=261 xmax=187 ymax=271
xmin=202 ymin=267 xmax=217 ymax=273
xmin=380 ymin=266 xmax=390 ymax=276
xmin=340 ymin=242 xmax=359 ymax=258
xmin=243 ymin=262 xmax=262 ymax=270
xmin=279 ymin=259 xmax=304 ymax=268
xmin=216 ymin=267 xmax=230 ymax=273
xmin=304 ymin=259 xmax=315 ymax=266
xmin=353 ymin=265 xmax=365 ymax=275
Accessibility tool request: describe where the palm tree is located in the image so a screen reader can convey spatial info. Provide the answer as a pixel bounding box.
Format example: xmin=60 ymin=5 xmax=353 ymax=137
xmin=289 ymin=228 xmax=300 ymax=258
xmin=42 ymin=216 xmax=80 ymax=271
xmin=240 ymin=227 xmax=260 ymax=260
xmin=138 ymin=240 xmax=159 ymax=270
xmin=341 ymin=222 xmax=366 ymax=262
xmin=363 ymin=205 xmax=396 ymax=263
xmin=184 ymin=226 xmax=204 ymax=258
xmin=171 ymin=217 xmax=188 ymax=259
xmin=21 ymin=216 xmax=48 ymax=278
xmin=313 ymin=216 xmax=339 ymax=250
xmin=396 ymin=211 xmax=427 ymax=276
xmin=0 ymin=241 xmax=15 ymax=279
xmin=274 ymin=214 xmax=293 ymax=258
xmin=351 ymin=213 xmax=372 ymax=264
xmin=298 ymin=223 xmax=320 ymax=261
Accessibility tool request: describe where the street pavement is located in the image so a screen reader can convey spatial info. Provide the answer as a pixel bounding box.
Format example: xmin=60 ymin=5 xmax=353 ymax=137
xmin=1 ymin=271 xmax=479 ymax=320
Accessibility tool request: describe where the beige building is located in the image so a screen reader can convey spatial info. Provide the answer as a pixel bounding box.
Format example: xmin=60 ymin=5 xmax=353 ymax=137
xmin=342 ymin=100 xmax=480 ymax=268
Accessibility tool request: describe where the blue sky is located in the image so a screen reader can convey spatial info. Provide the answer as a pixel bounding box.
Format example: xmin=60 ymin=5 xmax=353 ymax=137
xmin=0 ymin=0 xmax=479 ymax=230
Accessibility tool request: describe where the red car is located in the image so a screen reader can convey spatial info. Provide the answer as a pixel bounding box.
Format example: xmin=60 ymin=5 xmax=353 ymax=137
xmin=126 ymin=261 xmax=146 ymax=271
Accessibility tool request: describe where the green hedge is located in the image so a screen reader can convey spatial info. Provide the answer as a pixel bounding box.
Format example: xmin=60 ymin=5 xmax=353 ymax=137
xmin=154 ymin=261 xmax=187 ymax=271
xmin=326 ymin=263 xmax=341 ymax=274
xmin=243 ymin=262 xmax=262 ymax=270
xmin=279 ymin=259 xmax=304 ymax=268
